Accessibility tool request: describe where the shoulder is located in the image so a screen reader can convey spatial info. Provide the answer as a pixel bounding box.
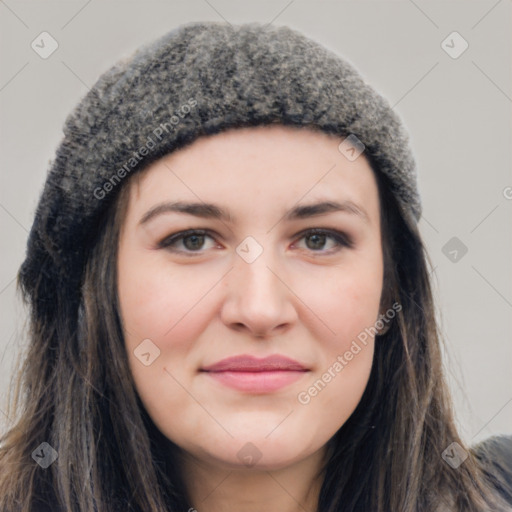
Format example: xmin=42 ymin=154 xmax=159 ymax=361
xmin=472 ymin=434 xmax=512 ymax=479
xmin=471 ymin=434 xmax=512 ymax=507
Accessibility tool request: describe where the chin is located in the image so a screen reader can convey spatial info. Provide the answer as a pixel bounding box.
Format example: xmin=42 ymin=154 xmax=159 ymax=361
xmin=210 ymin=438 xmax=313 ymax=472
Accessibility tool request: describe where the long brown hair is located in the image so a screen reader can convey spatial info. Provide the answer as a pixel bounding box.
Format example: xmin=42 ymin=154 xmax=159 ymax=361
xmin=0 ymin=147 xmax=510 ymax=511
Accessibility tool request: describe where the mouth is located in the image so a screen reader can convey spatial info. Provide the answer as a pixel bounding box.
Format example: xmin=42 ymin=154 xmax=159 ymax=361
xmin=200 ymin=354 xmax=310 ymax=393
xmin=200 ymin=369 xmax=309 ymax=393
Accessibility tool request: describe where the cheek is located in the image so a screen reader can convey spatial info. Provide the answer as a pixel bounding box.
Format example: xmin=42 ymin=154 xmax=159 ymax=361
xmin=327 ymin=277 xmax=381 ymax=342
xmin=117 ymin=249 xmax=222 ymax=344
xmin=294 ymin=256 xmax=382 ymax=410
xmin=301 ymin=255 xmax=383 ymax=350
xmin=117 ymin=250 xmax=219 ymax=399
xmin=118 ymin=258 xmax=219 ymax=438
xmin=295 ymin=277 xmax=379 ymax=431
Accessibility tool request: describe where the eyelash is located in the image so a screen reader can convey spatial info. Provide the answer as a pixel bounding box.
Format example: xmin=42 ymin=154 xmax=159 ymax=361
xmin=158 ymin=228 xmax=354 ymax=256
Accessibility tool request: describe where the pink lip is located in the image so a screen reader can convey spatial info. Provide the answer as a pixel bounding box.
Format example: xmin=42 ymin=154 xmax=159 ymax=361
xmin=201 ymin=354 xmax=308 ymax=372
xmin=200 ymin=355 xmax=309 ymax=393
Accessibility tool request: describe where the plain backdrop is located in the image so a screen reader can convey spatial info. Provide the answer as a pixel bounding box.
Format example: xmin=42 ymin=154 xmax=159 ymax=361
xmin=0 ymin=1 xmax=511 ymax=445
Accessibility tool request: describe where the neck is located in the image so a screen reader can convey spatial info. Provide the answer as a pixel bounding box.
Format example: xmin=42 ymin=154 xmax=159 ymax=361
xmin=179 ymin=447 xmax=326 ymax=512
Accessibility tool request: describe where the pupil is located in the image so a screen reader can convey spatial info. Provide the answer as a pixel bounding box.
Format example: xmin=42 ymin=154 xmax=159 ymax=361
xmin=184 ymin=235 xmax=204 ymax=250
xmin=307 ymin=234 xmax=326 ymax=250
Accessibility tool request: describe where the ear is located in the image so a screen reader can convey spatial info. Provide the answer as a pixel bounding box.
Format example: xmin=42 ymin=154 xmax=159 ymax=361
xmin=376 ymin=283 xmax=395 ymax=337
xmin=375 ymin=313 xmax=392 ymax=336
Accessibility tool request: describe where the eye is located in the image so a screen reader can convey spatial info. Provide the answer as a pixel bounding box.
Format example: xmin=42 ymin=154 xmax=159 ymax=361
xmin=292 ymin=228 xmax=353 ymax=253
xmin=158 ymin=229 xmax=218 ymax=254
xmin=158 ymin=228 xmax=353 ymax=256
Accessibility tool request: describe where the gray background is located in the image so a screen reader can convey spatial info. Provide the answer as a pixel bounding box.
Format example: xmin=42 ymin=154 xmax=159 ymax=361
xmin=1 ymin=1 xmax=511 ymax=444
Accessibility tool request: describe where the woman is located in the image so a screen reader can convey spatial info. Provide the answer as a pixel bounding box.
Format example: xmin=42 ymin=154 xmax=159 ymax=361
xmin=0 ymin=21 xmax=511 ymax=512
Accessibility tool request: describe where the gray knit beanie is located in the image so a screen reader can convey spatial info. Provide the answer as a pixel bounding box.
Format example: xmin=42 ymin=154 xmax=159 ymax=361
xmin=19 ymin=21 xmax=421 ymax=320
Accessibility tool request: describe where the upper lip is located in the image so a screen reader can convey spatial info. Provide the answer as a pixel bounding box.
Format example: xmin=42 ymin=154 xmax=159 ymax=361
xmin=201 ymin=355 xmax=309 ymax=372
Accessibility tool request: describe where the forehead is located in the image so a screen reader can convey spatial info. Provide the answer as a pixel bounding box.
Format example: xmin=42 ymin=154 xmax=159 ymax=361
xmin=126 ymin=125 xmax=380 ymax=226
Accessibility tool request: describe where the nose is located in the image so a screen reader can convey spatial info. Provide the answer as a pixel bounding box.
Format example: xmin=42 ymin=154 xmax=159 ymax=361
xmin=220 ymin=251 xmax=298 ymax=338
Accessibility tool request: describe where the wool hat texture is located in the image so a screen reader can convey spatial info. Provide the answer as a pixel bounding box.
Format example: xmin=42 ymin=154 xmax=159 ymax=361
xmin=19 ymin=21 xmax=421 ymax=319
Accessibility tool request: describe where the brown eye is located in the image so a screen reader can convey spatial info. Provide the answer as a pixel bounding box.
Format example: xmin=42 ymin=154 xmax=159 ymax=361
xmin=182 ymin=234 xmax=206 ymax=251
xmin=305 ymin=233 xmax=328 ymax=250
xmin=159 ymin=229 xmax=217 ymax=254
xmin=295 ymin=229 xmax=353 ymax=253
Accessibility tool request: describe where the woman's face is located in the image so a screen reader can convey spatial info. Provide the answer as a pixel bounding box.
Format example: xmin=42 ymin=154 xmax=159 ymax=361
xmin=117 ymin=125 xmax=384 ymax=471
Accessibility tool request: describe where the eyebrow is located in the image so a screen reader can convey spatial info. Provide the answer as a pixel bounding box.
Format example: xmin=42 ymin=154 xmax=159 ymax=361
xmin=138 ymin=200 xmax=370 ymax=226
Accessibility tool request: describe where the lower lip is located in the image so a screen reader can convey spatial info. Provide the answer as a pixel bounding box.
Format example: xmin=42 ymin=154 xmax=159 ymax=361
xmin=202 ymin=370 xmax=308 ymax=393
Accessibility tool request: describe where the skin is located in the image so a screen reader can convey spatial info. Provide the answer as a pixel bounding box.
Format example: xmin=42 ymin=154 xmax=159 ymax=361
xmin=117 ymin=125 xmax=384 ymax=512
